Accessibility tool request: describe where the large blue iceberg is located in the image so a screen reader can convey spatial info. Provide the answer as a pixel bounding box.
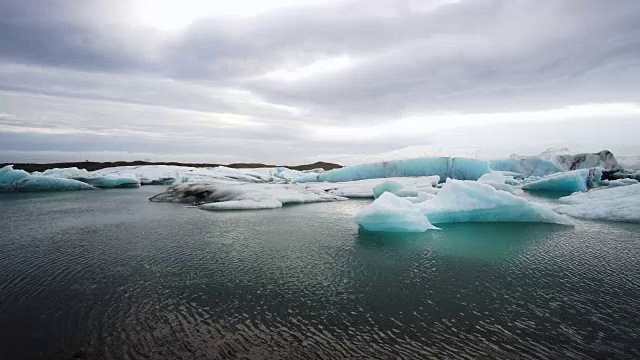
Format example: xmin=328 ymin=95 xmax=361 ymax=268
xmin=293 ymin=157 xmax=491 ymax=183
xmin=522 ymin=168 xmax=602 ymax=193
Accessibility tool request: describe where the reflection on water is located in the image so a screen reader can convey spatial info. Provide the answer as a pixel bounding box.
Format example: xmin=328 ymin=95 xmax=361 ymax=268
xmin=357 ymin=222 xmax=570 ymax=261
xmin=0 ymin=188 xmax=639 ymax=359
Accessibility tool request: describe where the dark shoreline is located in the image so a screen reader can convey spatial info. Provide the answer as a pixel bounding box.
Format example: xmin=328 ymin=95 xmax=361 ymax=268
xmin=1 ymin=160 xmax=342 ymax=173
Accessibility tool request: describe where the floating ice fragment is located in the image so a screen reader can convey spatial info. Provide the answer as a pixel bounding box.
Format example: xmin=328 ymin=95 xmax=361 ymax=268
xmin=555 ymin=184 xmax=640 ymax=223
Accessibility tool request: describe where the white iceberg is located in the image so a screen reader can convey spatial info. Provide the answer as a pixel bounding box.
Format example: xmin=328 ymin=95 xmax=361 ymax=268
xmin=354 ymin=179 xmax=574 ymax=232
xmin=37 ymin=166 xmax=140 ymax=188
xmin=555 ymin=184 xmax=640 ymax=223
xmin=354 ymin=192 xmax=439 ymax=232
xmin=522 ymin=168 xmax=602 ymax=193
xmin=293 ymin=157 xmax=491 ymax=183
xmin=0 ymin=165 xmax=95 ymax=192
xmin=149 ymin=182 xmax=346 ymax=210
xmin=94 ymin=165 xmax=316 ymax=185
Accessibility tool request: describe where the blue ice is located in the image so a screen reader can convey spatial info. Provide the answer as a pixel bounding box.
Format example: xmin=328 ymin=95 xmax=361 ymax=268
xmin=293 ymin=157 xmax=491 ymax=183
xmin=0 ymin=165 xmax=95 ymax=192
xmin=522 ymin=168 xmax=602 ymax=193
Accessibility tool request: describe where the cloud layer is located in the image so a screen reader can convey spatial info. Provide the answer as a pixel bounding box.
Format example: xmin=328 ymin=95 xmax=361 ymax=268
xmin=1 ymin=0 xmax=639 ymax=163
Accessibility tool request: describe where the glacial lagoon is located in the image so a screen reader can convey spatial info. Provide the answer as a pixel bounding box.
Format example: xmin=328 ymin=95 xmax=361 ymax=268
xmin=1 ymin=186 xmax=638 ymax=359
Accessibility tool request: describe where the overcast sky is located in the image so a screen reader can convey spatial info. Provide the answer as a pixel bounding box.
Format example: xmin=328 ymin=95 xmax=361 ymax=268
xmin=1 ymin=0 xmax=639 ymax=164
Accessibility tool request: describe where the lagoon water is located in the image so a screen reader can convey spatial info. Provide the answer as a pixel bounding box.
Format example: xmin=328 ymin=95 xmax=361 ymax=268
xmin=0 ymin=186 xmax=639 ymax=359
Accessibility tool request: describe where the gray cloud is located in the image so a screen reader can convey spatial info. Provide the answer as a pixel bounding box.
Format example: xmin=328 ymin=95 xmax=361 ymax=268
xmin=0 ymin=0 xmax=639 ymax=162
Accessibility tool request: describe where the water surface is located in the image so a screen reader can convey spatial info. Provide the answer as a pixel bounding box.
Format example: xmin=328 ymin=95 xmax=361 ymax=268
xmin=0 ymin=187 xmax=639 ymax=359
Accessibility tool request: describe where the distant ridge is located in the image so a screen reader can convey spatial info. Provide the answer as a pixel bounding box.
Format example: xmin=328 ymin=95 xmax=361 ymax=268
xmin=1 ymin=160 xmax=343 ymax=173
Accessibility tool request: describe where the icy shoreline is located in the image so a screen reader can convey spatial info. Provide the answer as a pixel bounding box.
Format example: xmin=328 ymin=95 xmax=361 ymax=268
xmin=1 ymin=150 xmax=639 ymax=227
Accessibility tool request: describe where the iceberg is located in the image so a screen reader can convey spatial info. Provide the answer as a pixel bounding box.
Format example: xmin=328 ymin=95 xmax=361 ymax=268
xmin=0 ymin=165 xmax=95 ymax=192
xmin=555 ymin=150 xmax=622 ymax=173
xmin=293 ymin=157 xmax=491 ymax=183
xmin=522 ymin=168 xmax=602 ymax=193
xmin=490 ymin=150 xmax=621 ymax=177
xmin=93 ymin=165 xmax=316 ymax=185
xmin=37 ymin=166 xmax=141 ymax=188
xmin=477 ymin=172 xmax=516 ymax=192
xmin=555 ymin=184 xmax=640 ymax=223
xmin=149 ymin=182 xmax=346 ymax=210
xmin=420 ymin=180 xmax=574 ymax=225
xmin=354 ymin=192 xmax=439 ymax=232
xmin=354 ymin=179 xmax=573 ymax=232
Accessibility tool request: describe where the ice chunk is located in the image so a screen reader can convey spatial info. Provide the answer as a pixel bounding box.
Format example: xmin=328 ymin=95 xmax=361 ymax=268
xmin=477 ymin=172 xmax=516 ymax=192
xmin=421 ymin=180 xmax=574 ymax=225
xmin=0 ymin=165 xmax=29 ymax=188
xmin=149 ymin=182 xmax=346 ymax=210
xmin=555 ymin=184 xmax=640 ymax=223
xmin=293 ymin=157 xmax=491 ymax=183
xmin=354 ymin=192 xmax=439 ymax=232
xmin=0 ymin=165 xmax=95 ymax=192
xmin=40 ymin=167 xmax=91 ymax=178
xmin=522 ymin=168 xmax=602 ymax=193
xmin=372 ymin=181 xmax=416 ymax=198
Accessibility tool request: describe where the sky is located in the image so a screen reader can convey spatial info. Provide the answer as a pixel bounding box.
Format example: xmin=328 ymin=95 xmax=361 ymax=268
xmin=1 ymin=0 xmax=639 ymax=165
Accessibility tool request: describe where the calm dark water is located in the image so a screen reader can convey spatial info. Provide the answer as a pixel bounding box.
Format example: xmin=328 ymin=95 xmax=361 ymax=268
xmin=0 ymin=187 xmax=639 ymax=359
